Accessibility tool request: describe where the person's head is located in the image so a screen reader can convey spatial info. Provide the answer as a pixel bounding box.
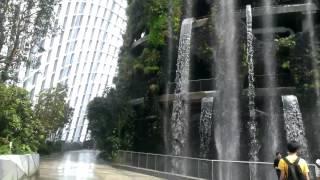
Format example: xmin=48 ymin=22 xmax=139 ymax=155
xmin=287 ymin=141 xmax=300 ymax=154
xmin=276 ymin=152 xmax=282 ymax=158
xmin=316 ymin=159 xmax=320 ymax=168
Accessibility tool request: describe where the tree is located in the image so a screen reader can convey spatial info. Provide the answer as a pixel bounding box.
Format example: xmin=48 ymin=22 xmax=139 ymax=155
xmin=0 ymin=0 xmax=58 ymax=83
xmin=34 ymin=84 xmax=73 ymax=140
xmin=87 ymin=88 xmax=134 ymax=160
xmin=0 ymin=84 xmax=43 ymax=154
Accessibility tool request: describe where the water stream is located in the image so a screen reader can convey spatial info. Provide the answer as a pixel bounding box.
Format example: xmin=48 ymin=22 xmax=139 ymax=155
xmin=306 ymin=0 xmax=320 ymax=149
xmin=170 ymin=18 xmax=194 ymax=174
xmin=199 ymin=97 xmax=214 ymax=158
xmin=262 ymin=0 xmax=281 ymax=162
xmin=246 ymin=5 xmax=260 ymax=179
xmin=281 ymin=95 xmax=310 ymax=160
xmin=214 ymin=0 xmax=240 ymax=179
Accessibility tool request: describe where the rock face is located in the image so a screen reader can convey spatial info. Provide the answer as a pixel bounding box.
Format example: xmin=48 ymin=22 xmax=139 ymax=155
xmin=0 ymin=154 xmax=39 ymax=180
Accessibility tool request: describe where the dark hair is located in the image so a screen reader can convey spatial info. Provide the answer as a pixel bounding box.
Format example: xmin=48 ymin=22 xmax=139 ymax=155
xmin=276 ymin=152 xmax=281 ymax=156
xmin=287 ymin=141 xmax=300 ymax=153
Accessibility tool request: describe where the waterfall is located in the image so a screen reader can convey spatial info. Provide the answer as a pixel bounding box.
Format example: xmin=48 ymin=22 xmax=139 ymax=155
xmin=262 ymin=0 xmax=281 ymax=162
xmin=306 ymin=0 xmax=320 ymax=149
xmin=246 ymin=5 xmax=260 ymax=179
xmin=163 ymin=0 xmax=176 ymax=155
xmin=281 ymin=95 xmax=310 ymax=160
xmin=199 ymin=97 xmax=214 ymax=158
xmin=214 ymin=0 xmax=240 ymax=179
xmin=170 ymin=18 xmax=194 ymax=174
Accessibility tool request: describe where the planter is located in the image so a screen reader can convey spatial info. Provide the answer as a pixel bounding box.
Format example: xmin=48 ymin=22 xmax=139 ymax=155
xmin=0 ymin=154 xmax=39 ymax=180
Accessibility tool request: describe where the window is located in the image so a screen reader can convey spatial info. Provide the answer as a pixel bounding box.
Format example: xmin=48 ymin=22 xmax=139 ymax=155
xmin=76 ymin=64 xmax=80 ymax=74
xmin=75 ymin=16 xmax=83 ymax=26
xmin=63 ymin=17 xmax=68 ymax=28
xmin=72 ymin=75 xmax=77 ymax=86
xmin=41 ymin=80 xmax=45 ymax=90
xmin=32 ymin=72 xmax=38 ymax=85
xmin=86 ymin=16 xmax=91 ymax=26
xmin=71 ymin=16 xmax=76 ymax=26
xmin=94 ymin=17 xmax=98 ymax=26
xmin=30 ymin=89 xmax=35 ymax=99
xmin=72 ymin=28 xmax=80 ymax=39
xmin=79 ymin=2 xmax=86 ymax=14
xmin=56 ymin=4 xmax=62 ymax=16
xmin=59 ymin=31 xmax=64 ymax=44
xmin=56 ymin=46 xmax=61 ymax=57
xmin=68 ymin=29 xmax=72 ymax=40
xmin=53 ymin=60 xmax=58 ymax=71
xmin=44 ymin=65 xmax=48 ymax=76
xmin=47 ymin=51 xmax=52 ymax=62
xmin=74 ymin=2 xmax=79 ymax=14
xmin=66 ymin=2 xmax=71 ymax=15
xmin=81 ymin=40 xmax=85 ymax=49
xmin=65 ymin=43 xmax=70 ymax=53
xmin=59 ymin=69 xmax=64 ymax=79
xmin=50 ymin=74 xmax=55 ymax=87
xmin=70 ymin=53 xmax=75 ymax=64
xmin=50 ymin=36 xmax=55 ymax=47
xmin=74 ymin=97 xmax=78 ymax=107
xmin=62 ymin=56 xmax=66 ymax=66
xmin=90 ymin=29 xmax=95 ymax=40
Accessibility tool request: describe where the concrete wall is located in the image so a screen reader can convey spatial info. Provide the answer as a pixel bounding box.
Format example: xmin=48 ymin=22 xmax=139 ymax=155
xmin=0 ymin=154 xmax=39 ymax=180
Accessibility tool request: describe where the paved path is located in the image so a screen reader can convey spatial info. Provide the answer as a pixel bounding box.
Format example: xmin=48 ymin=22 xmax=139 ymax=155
xmin=27 ymin=150 xmax=162 ymax=180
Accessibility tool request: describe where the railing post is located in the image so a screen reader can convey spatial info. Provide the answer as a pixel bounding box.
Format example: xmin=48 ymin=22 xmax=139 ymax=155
xmin=211 ymin=160 xmax=214 ymax=180
xmin=138 ymin=153 xmax=140 ymax=168
xmin=126 ymin=151 xmax=128 ymax=165
xmin=164 ymin=156 xmax=167 ymax=172
xmin=197 ymin=160 xmax=200 ymax=178
xmin=155 ymin=155 xmax=157 ymax=171
xmin=146 ymin=153 xmax=149 ymax=169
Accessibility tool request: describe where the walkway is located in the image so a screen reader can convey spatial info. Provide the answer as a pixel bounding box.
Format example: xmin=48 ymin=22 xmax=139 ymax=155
xmin=28 ymin=150 xmax=162 ymax=180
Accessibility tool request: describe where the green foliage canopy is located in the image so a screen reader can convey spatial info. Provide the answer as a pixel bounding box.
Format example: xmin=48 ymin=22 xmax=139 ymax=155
xmin=0 ymin=84 xmax=42 ymax=153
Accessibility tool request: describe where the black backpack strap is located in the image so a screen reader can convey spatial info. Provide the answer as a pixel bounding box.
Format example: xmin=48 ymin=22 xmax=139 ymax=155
xmin=293 ymin=157 xmax=300 ymax=165
xmin=283 ymin=157 xmax=292 ymax=165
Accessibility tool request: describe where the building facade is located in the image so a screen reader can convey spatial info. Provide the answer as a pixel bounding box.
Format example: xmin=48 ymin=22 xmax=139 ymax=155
xmin=19 ymin=0 xmax=127 ymax=142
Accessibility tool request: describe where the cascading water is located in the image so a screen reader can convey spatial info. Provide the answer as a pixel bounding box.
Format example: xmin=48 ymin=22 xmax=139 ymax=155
xmin=262 ymin=0 xmax=281 ymax=162
xmin=306 ymin=0 xmax=320 ymax=149
xmin=199 ymin=97 xmax=214 ymax=158
xmin=170 ymin=18 xmax=194 ymax=174
xmin=281 ymin=95 xmax=310 ymax=159
xmin=163 ymin=0 xmax=176 ymax=155
xmin=214 ymin=0 xmax=240 ymax=179
xmin=246 ymin=5 xmax=260 ymax=179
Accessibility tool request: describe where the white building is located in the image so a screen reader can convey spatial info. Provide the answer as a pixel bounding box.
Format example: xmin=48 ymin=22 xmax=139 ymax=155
xmin=19 ymin=0 xmax=127 ymax=142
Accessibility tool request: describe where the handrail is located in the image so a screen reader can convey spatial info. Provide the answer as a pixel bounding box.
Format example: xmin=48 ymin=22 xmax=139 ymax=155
xmin=118 ymin=150 xmax=317 ymax=167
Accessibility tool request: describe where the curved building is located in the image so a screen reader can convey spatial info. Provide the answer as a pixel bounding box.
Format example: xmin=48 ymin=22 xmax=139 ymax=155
xmin=19 ymin=0 xmax=127 ymax=142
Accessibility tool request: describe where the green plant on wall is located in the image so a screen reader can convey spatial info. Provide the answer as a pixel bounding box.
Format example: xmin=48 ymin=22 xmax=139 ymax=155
xmin=275 ymin=35 xmax=296 ymax=70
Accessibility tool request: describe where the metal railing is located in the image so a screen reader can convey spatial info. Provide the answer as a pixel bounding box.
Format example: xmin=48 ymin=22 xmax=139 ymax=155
xmin=168 ymin=78 xmax=216 ymax=94
xmin=116 ymin=150 xmax=317 ymax=180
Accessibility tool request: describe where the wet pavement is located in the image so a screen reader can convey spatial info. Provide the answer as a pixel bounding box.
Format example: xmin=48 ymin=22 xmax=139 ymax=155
xmin=27 ymin=150 xmax=162 ymax=180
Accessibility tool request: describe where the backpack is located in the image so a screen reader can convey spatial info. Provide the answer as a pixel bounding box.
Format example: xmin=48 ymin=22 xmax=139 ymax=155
xmin=283 ymin=157 xmax=306 ymax=180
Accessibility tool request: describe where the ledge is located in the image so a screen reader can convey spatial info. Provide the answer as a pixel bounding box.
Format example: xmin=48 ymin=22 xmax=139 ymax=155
xmin=129 ymin=87 xmax=297 ymax=105
xmin=131 ymin=36 xmax=148 ymax=49
xmin=192 ymin=3 xmax=319 ymax=29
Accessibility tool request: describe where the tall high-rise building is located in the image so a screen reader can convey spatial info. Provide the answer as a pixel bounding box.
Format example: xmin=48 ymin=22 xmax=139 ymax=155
xmin=18 ymin=0 xmax=127 ymax=142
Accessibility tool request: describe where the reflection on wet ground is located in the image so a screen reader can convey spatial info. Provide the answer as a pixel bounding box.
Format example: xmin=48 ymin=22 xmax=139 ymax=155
xmin=25 ymin=150 xmax=162 ymax=180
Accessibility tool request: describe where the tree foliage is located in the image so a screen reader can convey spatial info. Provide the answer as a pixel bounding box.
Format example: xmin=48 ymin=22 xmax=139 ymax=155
xmin=87 ymin=88 xmax=134 ymax=160
xmin=0 ymin=83 xmax=72 ymax=154
xmin=0 ymin=84 xmax=42 ymax=153
xmin=34 ymin=84 xmax=73 ymax=140
xmin=0 ymin=0 xmax=58 ymax=83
